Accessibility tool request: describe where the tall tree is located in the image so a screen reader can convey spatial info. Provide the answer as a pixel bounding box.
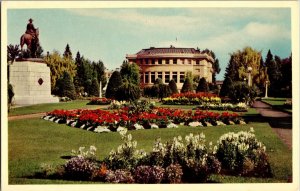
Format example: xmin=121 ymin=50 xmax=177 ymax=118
xmin=220 ymin=47 xmax=265 ymax=97
xmin=92 ymin=60 xmax=107 ymax=88
xmin=44 ymin=50 xmax=77 ymax=91
xmin=120 ymin=60 xmax=140 ymax=85
xmin=63 ymin=44 xmax=73 ymax=59
xmin=106 ymin=71 xmax=123 ymax=99
xmin=265 ymin=50 xmax=282 ymax=97
xmin=53 ymin=71 xmax=76 ymax=99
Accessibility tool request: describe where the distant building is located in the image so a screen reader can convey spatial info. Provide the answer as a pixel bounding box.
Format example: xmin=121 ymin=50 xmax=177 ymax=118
xmin=126 ymin=46 xmax=214 ymax=90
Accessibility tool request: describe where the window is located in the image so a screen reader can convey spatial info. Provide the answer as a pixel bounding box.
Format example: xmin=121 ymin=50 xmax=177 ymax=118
xmin=140 ymin=73 xmax=144 ymax=83
xmin=181 ymin=59 xmax=185 ymax=64
xmin=152 ymin=59 xmax=156 ymax=65
xmin=165 ymin=59 xmax=169 ymax=64
xmin=173 ymin=59 xmax=177 ymax=64
xmin=172 ymin=72 xmax=178 ymax=83
xmin=196 ymin=60 xmax=200 ymax=65
xmin=158 ymin=59 xmax=162 ymax=64
xmin=180 ymin=72 xmax=185 ymax=83
xmin=157 ymin=72 xmax=162 ymax=81
xmin=165 ymin=72 xmax=170 ymax=83
xmin=144 ymin=59 xmax=147 ymax=65
xmin=145 ymin=73 xmax=149 ymax=83
xmin=151 ymin=72 xmax=156 ymax=83
xmin=188 ymin=59 xmax=191 ymax=65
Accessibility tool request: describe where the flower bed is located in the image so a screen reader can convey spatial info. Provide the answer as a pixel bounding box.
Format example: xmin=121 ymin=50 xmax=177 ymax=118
xmin=162 ymin=92 xmax=221 ymax=105
xmin=43 ymin=107 xmax=246 ymax=133
xmin=195 ymin=102 xmax=248 ymax=112
xmin=40 ymin=128 xmax=272 ymax=183
xmin=88 ymin=97 xmax=112 ymax=105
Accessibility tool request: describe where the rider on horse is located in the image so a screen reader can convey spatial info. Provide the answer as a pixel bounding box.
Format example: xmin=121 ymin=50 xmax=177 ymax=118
xmin=25 ymin=18 xmax=37 ymax=40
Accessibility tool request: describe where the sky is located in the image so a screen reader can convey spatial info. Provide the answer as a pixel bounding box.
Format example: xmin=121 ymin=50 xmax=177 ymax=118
xmin=7 ymin=8 xmax=291 ymax=80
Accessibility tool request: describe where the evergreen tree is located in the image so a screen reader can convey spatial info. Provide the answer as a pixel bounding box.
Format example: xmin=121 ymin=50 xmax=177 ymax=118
xmin=181 ymin=77 xmax=193 ymax=93
xmin=265 ymin=50 xmax=282 ymax=97
xmin=92 ymin=60 xmax=107 ymax=88
xmin=196 ymin=77 xmax=209 ymax=92
xmin=63 ymin=44 xmax=72 ymax=59
xmin=89 ymin=77 xmax=100 ymax=97
xmin=168 ymin=79 xmax=178 ymax=94
xmin=54 ymin=71 xmax=76 ymax=99
xmin=105 ymin=71 xmax=122 ymax=99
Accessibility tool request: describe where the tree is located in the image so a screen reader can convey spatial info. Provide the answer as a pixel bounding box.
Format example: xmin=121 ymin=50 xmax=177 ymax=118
xmin=53 ymin=71 xmax=76 ymax=99
xmin=116 ymin=79 xmax=140 ymax=101
xmin=89 ymin=77 xmax=100 ymax=97
xmin=168 ymin=79 xmax=178 ymax=94
xmin=265 ymin=50 xmax=282 ymax=97
xmin=63 ymin=44 xmax=73 ymax=59
xmin=7 ymin=44 xmax=21 ymax=64
xmin=220 ymin=47 xmax=265 ymax=97
xmin=196 ymin=77 xmax=209 ymax=92
xmin=120 ymin=60 xmax=140 ymax=85
xmin=44 ymin=50 xmax=77 ymax=92
xmin=106 ymin=71 xmax=122 ymax=99
xmin=92 ymin=60 xmax=107 ymax=89
xmin=228 ymin=81 xmax=258 ymax=104
xmin=280 ymin=55 xmax=292 ymax=97
xmin=181 ymin=77 xmax=193 ymax=93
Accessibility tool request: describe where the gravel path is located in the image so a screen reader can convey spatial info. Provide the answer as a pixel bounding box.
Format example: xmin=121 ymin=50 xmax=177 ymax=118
xmin=252 ymin=100 xmax=292 ymax=150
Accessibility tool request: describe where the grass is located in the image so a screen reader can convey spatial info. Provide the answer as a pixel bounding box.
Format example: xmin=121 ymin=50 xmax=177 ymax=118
xmin=261 ymin=97 xmax=292 ymax=113
xmin=8 ymin=100 xmax=107 ymax=116
xmin=8 ymin=117 xmax=292 ymax=184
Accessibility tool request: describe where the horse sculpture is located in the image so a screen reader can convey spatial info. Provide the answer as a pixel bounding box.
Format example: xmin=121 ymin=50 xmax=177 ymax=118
xmin=20 ymin=28 xmax=39 ymax=58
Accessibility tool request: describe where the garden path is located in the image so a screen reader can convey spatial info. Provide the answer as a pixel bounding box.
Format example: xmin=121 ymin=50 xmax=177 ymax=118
xmin=252 ymin=100 xmax=292 ymax=150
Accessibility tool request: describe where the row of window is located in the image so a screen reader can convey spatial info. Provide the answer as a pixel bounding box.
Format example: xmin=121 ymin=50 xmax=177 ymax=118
xmin=141 ymin=71 xmax=186 ymax=84
xmin=136 ymin=58 xmax=201 ymax=65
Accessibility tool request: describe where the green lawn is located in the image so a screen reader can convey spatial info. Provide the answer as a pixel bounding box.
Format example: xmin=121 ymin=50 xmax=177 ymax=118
xmin=8 ymin=100 xmax=108 ymax=116
xmin=8 ymin=118 xmax=292 ymax=184
xmin=262 ymin=98 xmax=292 ymax=113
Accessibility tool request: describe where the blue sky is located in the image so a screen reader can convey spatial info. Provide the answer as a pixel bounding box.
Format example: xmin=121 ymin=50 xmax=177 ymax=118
xmin=7 ymin=8 xmax=291 ymax=80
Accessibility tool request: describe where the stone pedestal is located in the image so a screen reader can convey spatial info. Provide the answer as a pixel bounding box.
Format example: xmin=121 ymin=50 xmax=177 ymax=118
xmin=9 ymin=60 xmax=59 ymax=105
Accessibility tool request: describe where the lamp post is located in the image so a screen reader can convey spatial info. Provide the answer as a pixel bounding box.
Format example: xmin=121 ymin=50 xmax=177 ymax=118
xmin=99 ymin=81 xmax=102 ymax=98
xmin=247 ymin=66 xmax=253 ymax=87
xmin=264 ymin=80 xmax=269 ymax=98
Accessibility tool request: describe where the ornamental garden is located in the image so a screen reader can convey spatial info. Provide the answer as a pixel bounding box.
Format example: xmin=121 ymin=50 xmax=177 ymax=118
xmin=7 ymin=45 xmax=292 ymax=184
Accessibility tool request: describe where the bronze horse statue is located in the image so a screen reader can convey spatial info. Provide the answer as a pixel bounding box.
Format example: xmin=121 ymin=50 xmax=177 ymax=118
xmin=20 ymin=28 xmax=39 ymax=58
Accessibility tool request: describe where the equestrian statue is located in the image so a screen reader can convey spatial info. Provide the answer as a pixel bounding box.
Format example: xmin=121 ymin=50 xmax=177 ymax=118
xmin=20 ymin=18 xmax=40 ymax=58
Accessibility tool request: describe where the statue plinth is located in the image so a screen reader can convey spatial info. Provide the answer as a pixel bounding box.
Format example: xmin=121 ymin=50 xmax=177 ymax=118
xmin=9 ymin=60 xmax=59 ymax=105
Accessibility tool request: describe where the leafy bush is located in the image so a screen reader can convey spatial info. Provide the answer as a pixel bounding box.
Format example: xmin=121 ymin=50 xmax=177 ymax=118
xmin=168 ymin=79 xmax=178 ymax=94
xmin=133 ymin=165 xmax=165 ymax=183
xmin=196 ymin=77 xmax=209 ymax=92
xmin=164 ymin=164 xmax=183 ymax=183
xmin=105 ymin=169 xmax=134 ymax=183
xmin=116 ymin=80 xmax=140 ymax=101
xmin=89 ymin=78 xmax=100 ymax=97
xmin=104 ymin=130 xmax=147 ymax=170
xmin=89 ymin=97 xmax=112 ymax=105
xmin=215 ymin=128 xmax=272 ymax=177
xmin=105 ymin=71 xmax=122 ymax=99
xmin=64 ymin=146 xmax=98 ymax=180
xmin=181 ymin=77 xmax=193 ymax=93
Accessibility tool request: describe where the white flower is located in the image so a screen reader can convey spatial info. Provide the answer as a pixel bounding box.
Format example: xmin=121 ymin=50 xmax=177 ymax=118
xmin=151 ymin=123 xmax=159 ymax=129
xmin=249 ymin=127 xmax=255 ymax=133
xmin=188 ymin=121 xmax=202 ymax=127
xmin=94 ymin=126 xmax=111 ymax=133
xmin=117 ymin=126 xmax=126 ymax=132
xmin=119 ymin=128 xmax=128 ymax=136
xmin=127 ymin=134 xmax=132 ymax=141
xmin=167 ymin=123 xmax=178 ymax=128
xmin=134 ymin=123 xmax=144 ymax=130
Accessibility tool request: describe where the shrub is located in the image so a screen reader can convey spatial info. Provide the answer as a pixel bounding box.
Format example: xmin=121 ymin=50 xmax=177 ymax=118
xmin=168 ymin=79 xmax=178 ymax=94
xmin=116 ymin=80 xmax=140 ymax=101
xmin=54 ymin=71 xmax=76 ymax=100
xmin=104 ymin=130 xmax=146 ymax=170
xmin=215 ymin=128 xmax=272 ymax=177
xmin=105 ymin=71 xmax=122 ymax=99
xmin=181 ymin=77 xmax=193 ymax=93
xmin=164 ymin=164 xmax=183 ymax=183
xmin=105 ymin=169 xmax=134 ymax=183
xmin=196 ymin=77 xmax=209 ymax=92
xmin=64 ymin=146 xmax=98 ymax=180
xmin=133 ymin=165 xmax=165 ymax=183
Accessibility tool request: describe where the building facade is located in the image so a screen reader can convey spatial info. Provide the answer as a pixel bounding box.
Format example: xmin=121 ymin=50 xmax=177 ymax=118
xmin=126 ymin=46 xmax=214 ymax=90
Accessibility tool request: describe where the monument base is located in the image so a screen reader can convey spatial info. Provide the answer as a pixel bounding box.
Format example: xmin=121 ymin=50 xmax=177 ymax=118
xmin=9 ymin=60 xmax=59 ymax=105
